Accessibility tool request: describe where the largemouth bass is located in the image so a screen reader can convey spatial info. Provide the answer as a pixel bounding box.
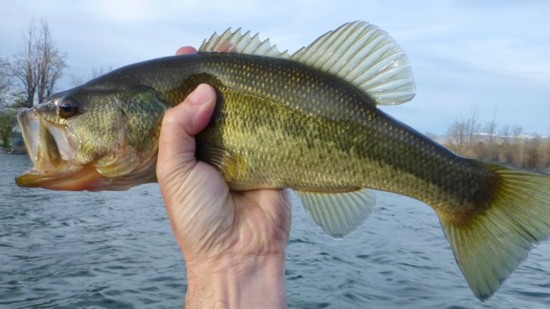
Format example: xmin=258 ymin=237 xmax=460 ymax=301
xmin=15 ymin=21 xmax=550 ymax=301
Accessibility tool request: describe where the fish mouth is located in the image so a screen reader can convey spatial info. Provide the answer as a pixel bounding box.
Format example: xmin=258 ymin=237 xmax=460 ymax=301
xmin=15 ymin=108 xmax=104 ymax=191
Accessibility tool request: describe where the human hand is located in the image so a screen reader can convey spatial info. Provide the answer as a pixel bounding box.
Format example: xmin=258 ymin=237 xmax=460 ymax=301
xmin=156 ymin=46 xmax=291 ymax=308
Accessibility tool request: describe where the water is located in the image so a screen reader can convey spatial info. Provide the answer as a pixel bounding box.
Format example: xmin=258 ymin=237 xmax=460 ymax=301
xmin=1 ymin=153 xmax=549 ymax=308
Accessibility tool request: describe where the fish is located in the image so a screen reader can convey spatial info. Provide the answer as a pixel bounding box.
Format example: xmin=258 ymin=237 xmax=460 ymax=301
xmin=15 ymin=21 xmax=550 ymax=301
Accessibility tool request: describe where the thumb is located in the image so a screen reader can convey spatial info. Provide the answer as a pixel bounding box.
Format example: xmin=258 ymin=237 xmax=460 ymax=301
xmin=157 ymin=84 xmax=217 ymax=182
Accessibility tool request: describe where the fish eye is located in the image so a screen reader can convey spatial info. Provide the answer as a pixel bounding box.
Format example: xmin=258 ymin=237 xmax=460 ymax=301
xmin=58 ymin=96 xmax=80 ymax=119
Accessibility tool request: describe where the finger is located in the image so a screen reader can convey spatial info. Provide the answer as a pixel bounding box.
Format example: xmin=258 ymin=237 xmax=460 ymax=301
xmin=176 ymin=46 xmax=197 ymax=55
xmin=157 ymin=84 xmax=217 ymax=182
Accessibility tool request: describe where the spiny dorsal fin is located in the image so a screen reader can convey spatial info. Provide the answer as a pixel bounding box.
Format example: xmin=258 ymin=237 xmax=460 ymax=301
xmin=291 ymin=21 xmax=415 ymax=105
xmin=200 ymin=27 xmax=289 ymax=58
xmin=297 ymin=189 xmax=376 ymax=238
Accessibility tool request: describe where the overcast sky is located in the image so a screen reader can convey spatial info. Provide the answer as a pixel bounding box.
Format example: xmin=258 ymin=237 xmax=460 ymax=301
xmin=1 ymin=0 xmax=549 ymax=135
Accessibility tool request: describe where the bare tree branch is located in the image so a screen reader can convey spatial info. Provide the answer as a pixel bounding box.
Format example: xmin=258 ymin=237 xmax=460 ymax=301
xmin=0 ymin=57 xmax=12 ymax=108
xmin=9 ymin=19 xmax=67 ymax=108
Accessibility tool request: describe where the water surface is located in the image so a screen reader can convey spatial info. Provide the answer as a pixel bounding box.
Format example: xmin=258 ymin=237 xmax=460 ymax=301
xmin=1 ymin=153 xmax=549 ymax=308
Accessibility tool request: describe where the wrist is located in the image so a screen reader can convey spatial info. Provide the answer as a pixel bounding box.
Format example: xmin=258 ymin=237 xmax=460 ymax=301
xmin=185 ymin=253 xmax=287 ymax=308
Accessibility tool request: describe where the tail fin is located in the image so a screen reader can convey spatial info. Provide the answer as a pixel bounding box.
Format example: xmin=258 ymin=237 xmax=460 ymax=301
xmin=437 ymin=163 xmax=550 ymax=300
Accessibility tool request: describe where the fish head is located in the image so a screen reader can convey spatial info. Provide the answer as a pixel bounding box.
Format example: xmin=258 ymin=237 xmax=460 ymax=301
xmin=16 ymin=85 xmax=167 ymax=191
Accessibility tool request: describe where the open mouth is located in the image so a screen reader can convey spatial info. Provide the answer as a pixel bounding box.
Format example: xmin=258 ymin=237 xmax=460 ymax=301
xmin=15 ymin=108 xmax=103 ymax=191
xmin=18 ymin=109 xmax=62 ymax=172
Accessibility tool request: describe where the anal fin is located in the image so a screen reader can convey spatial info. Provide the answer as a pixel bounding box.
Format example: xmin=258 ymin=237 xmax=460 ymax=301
xmin=297 ymin=189 xmax=376 ymax=238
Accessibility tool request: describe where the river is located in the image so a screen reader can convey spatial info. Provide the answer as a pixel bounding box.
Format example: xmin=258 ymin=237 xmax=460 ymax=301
xmin=1 ymin=153 xmax=549 ymax=308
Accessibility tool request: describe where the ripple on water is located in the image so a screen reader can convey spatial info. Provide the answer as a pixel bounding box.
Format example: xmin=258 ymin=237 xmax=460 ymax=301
xmin=2 ymin=154 xmax=550 ymax=308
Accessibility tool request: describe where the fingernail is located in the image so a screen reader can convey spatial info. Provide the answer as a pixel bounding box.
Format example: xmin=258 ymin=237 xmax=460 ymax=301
xmin=187 ymin=84 xmax=213 ymax=106
xmin=175 ymin=46 xmax=197 ymax=56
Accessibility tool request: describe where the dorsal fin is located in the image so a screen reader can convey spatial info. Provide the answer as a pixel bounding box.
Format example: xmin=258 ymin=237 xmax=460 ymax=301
xmin=291 ymin=21 xmax=415 ymax=105
xmin=199 ymin=28 xmax=289 ymax=58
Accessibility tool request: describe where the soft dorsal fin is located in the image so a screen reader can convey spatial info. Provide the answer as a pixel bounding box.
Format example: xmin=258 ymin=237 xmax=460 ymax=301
xmin=200 ymin=27 xmax=290 ymax=58
xmin=297 ymin=189 xmax=376 ymax=238
xmin=291 ymin=21 xmax=415 ymax=105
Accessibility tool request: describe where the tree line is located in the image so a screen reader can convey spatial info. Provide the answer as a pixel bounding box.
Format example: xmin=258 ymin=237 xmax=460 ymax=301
xmin=0 ymin=19 xmax=67 ymax=147
xmin=442 ymin=108 xmax=550 ymax=172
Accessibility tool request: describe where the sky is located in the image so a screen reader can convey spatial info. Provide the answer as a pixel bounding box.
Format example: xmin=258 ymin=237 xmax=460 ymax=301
xmin=1 ymin=0 xmax=549 ymax=135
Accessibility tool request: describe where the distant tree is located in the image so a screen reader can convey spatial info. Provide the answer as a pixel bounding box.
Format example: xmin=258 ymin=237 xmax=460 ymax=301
xmin=544 ymin=137 xmax=550 ymax=172
xmin=70 ymin=65 xmax=113 ymax=87
xmin=446 ymin=106 xmax=482 ymax=156
xmin=524 ymin=135 xmax=542 ymax=169
xmin=10 ymin=19 xmax=67 ymax=107
xmin=512 ymin=126 xmax=524 ymax=167
xmin=446 ymin=120 xmax=467 ymax=154
xmin=484 ymin=120 xmax=497 ymax=142
xmin=444 ymin=109 xmax=549 ymax=171
xmin=0 ymin=109 xmax=16 ymax=147
xmin=0 ymin=57 xmax=11 ymax=108
xmin=465 ymin=106 xmax=480 ymax=149
xmin=91 ymin=65 xmax=112 ymax=79
xmin=499 ymin=125 xmax=510 ymax=145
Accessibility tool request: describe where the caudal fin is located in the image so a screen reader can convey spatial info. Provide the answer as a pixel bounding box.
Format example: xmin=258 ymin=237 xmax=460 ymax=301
xmin=437 ymin=163 xmax=550 ymax=300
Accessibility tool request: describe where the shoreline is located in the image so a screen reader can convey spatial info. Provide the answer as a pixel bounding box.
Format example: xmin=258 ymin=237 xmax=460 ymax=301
xmin=0 ymin=147 xmax=26 ymax=155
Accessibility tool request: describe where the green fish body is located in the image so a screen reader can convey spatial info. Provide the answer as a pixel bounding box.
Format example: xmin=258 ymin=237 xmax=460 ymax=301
xmin=15 ymin=21 xmax=550 ymax=301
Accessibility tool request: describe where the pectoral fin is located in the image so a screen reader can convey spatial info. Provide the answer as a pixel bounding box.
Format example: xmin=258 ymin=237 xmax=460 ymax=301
xmin=196 ymin=143 xmax=241 ymax=180
xmin=297 ymin=189 xmax=376 ymax=238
